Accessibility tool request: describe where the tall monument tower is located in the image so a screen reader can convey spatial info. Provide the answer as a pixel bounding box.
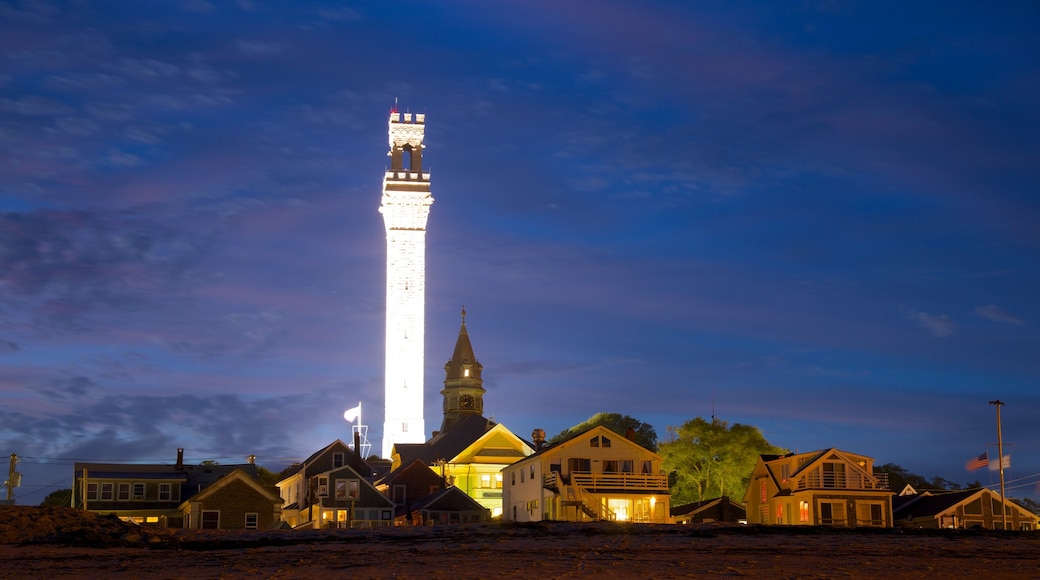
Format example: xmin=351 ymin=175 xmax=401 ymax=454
xmin=379 ymin=106 xmax=433 ymax=459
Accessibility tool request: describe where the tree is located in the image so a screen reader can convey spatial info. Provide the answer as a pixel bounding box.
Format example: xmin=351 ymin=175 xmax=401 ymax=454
xmin=1017 ymin=497 xmax=1040 ymax=516
xmin=547 ymin=412 xmax=658 ymax=451
xmin=874 ymin=463 xmax=983 ymax=493
xmin=659 ymin=417 xmax=785 ymax=505
xmin=40 ymin=488 xmax=73 ymax=507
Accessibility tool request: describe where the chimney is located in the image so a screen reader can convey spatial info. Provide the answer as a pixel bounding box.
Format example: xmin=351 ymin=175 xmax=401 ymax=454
xmin=176 ymin=448 xmax=184 ymax=469
xmin=247 ymin=454 xmax=256 ymax=465
xmin=625 ymin=427 xmax=636 ymax=441
xmin=531 ymin=428 xmax=546 ymax=451
xmin=353 ymin=431 xmax=362 ymax=460
xmin=431 ymin=430 xmax=440 ymax=438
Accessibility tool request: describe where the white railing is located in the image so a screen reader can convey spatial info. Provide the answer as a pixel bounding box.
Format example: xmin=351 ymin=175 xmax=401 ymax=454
xmin=570 ymin=471 xmax=669 ymax=491
xmin=797 ymin=471 xmax=889 ymax=491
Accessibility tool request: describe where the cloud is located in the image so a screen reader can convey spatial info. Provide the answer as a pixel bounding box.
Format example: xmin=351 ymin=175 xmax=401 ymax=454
xmin=0 ymin=338 xmax=20 ymax=355
xmin=34 ymin=376 xmax=98 ymax=400
xmin=975 ymin=304 xmax=1025 ymax=326
xmin=0 ymin=388 xmax=350 ymax=467
xmin=904 ymin=308 xmax=954 ymax=338
xmin=0 ymin=209 xmax=215 ymax=330
xmin=0 ymin=95 xmax=74 ymax=116
xmin=237 ymin=40 xmax=284 ymax=57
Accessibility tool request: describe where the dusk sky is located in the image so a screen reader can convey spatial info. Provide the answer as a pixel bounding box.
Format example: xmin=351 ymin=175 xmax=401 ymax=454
xmin=3 ymin=1 xmax=1039 ymax=504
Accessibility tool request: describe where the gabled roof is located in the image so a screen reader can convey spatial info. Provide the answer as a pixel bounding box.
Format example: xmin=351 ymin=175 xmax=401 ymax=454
xmin=177 ymin=468 xmax=281 ymax=509
xmin=282 ymin=439 xmax=373 ymax=479
xmin=395 ymin=414 xmax=498 ymax=465
xmin=410 ymin=486 xmax=488 ymax=513
xmin=379 ymin=459 xmax=441 ymax=488
xmin=670 ymin=496 xmax=746 ymax=521
xmin=766 ymin=448 xmax=877 ymax=485
xmin=892 ymin=487 xmax=1039 ymax=523
xmin=510 ymin=425 xmax=661 ymax=467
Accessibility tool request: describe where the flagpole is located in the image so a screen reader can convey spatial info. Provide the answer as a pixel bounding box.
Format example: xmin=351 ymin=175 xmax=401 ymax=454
xmin=989 ymin=399 xmax=1007 ymax=530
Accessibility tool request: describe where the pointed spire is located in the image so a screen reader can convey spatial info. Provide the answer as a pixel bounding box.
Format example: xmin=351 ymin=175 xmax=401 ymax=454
xmin=445 ymin=306 xmax=480 ymax=379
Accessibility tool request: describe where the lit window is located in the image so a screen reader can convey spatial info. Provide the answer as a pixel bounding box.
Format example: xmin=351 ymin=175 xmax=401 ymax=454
xmin=799 ymin=500 xmax=809 ymax=522
xmin=480 ymin=474 xmax=492 ymax=488
xmin=464 ymin=368 xmax=470 ymax=377
xmin=495 ymin=474 xmax=503 ymax=489
xmin=402 ymin=422 xmax=408 ymax=432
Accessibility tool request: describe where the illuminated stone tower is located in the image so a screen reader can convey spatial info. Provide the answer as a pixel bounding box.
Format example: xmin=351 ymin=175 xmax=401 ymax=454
xmin=379 ymin=107 xmax=433 ymax=459
xmin=440 ymin=307 xmax=486 ymax=433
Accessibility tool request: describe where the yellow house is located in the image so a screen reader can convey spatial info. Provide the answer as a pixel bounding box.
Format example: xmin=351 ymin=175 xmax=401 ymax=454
xmin=744 ymin=448 xmax=892 ymax=527
xmin=502 ymin=425 xmax=670 ymax=523
xmin=390 ymin=310 xmax=533 ymax=518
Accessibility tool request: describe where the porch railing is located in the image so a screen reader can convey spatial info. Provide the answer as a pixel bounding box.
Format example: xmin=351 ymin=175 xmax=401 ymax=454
xmin=797 ymin=471 xmax=889 ymax=491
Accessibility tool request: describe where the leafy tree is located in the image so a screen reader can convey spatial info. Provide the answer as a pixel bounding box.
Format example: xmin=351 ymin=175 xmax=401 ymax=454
xmin=659 ymin=417 xmax=785 ymax=505
xmin=1017 ymin=497 xmax=1040 ymax=516
xmin=256 ymin=466 xmax=282 ymax=486
xmin=547 ymin=412 xmax=658 ymax=451
xmin=874 ymin=463 xmax=982 ymax=493
xmin=40 ymin=488 xmax=73 ymax=507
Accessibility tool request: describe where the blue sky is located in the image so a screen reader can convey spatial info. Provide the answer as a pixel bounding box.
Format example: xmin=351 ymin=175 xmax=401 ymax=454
xmin=2 ymin=0 xmax=1039 ymax=503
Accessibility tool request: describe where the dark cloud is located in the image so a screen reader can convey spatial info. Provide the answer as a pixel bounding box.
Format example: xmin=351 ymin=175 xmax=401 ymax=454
xmin=34 ymin=375 xmax=98 ymax=400
xmin=0 ymin=209 xmax=216 ymax=330
xmin=0 ymin=337 xmax=20 ymax=355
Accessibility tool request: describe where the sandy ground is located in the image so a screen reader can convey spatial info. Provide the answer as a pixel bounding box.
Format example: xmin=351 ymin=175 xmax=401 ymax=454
xmin=2 ymin=507 xmax=1039 ymax=578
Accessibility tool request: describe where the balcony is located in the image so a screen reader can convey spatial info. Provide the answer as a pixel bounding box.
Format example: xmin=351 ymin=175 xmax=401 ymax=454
xmin=545 ymin=471 xmax=668 ymax=491
xmin=796 ymin=471 xmax=889 ymax=491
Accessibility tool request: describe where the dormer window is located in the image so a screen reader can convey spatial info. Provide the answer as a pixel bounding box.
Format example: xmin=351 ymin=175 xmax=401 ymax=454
xmin=463 ymin=368 xmax=470 ymax=377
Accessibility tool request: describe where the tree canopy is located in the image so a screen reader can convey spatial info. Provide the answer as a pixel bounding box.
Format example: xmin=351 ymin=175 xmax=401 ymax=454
xmin=547 ymin=412 xmax=658 ymax=451
xmin=659 ymin=417 xmax=786 ymax=505
xmin=40 ymin=488 xmax=73 ymax=507
xmin=873 ymin=463 xmax=981 ymax=494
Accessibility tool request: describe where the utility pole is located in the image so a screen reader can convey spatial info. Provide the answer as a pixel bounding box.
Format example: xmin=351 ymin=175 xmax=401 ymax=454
xmin=5 ymin=454 xmax=18 ymax=503
xmin=989 ymin=400 xmax=1007 ymax=530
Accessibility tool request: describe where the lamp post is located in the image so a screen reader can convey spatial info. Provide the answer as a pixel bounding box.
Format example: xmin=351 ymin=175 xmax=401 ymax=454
xmin=988 ymin=400 xmax=1007 ymax=530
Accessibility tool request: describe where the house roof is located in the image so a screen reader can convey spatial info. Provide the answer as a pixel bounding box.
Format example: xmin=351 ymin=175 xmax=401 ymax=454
xmin=510 ymin=424 xmax=661 ymax=467
xmin=379 ymin=459 xmax=441 ymax=488
xmin=891 ymin=487 xmax=1040 ymax=522
xmin=177 ymin=468 xmax=281 ymax=509
xmin=75 ymin=461 xmax=260 ymax=503
xmin=282 ymin=439 xmax=374 ymax=479
xmin=395 ymin=413 xmax=498 ymax=465
xmin=410 ymin=486 xmax=488 ymax=513
xmin=670 ymin=496 xmax=747 ymax=519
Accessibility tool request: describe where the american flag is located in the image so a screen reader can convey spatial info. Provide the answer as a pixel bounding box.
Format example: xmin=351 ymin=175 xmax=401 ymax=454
xmin=966 ymin=452 xmax=988 ymax=471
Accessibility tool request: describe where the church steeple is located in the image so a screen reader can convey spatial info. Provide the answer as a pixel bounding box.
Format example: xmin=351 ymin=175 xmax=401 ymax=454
xmin=440 ymin=306 xmax=485 ymax=432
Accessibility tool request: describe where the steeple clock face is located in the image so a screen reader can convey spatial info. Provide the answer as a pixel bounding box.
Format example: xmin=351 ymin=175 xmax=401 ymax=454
xmin=460 ymin=395 xmax=475 ymax=410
